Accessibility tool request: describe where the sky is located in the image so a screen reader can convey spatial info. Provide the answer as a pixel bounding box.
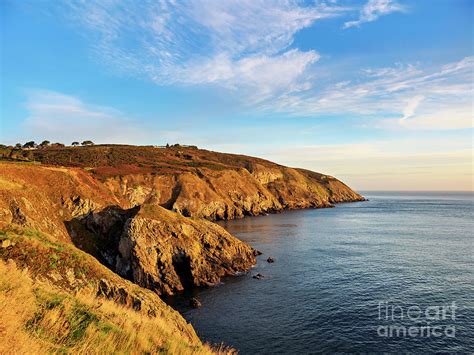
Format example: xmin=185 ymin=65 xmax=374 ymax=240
xmin=1 ymin=0 xmax=473 ymax=191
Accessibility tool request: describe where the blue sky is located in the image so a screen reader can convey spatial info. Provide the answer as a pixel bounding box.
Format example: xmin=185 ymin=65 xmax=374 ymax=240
xmin=1 ymin=0 xmax=473 ymax=190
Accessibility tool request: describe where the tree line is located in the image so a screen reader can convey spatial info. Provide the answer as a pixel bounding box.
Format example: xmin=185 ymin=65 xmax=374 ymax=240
xmin=11 ymin=140 xmax=95 ymax=149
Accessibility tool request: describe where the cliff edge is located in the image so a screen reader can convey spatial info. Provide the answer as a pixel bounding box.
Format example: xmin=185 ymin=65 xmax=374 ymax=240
xmin=0 ymin=145 xmax=363 ymax=352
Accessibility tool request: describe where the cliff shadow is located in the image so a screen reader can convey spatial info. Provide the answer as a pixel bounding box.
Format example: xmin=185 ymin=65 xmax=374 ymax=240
xmin=64 ymin=205 xmax=140 ymax=273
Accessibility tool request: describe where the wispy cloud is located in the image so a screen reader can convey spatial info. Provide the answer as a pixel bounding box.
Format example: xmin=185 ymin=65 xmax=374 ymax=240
xmin=343 ymin=0 xmax=405 ymax=29
xmin=23 ymin=90 xmax=151 ymax=144
xmin=268 ymin=56 xmax=474 ymax=128
xmin=400 ymin=95 xmax=424 ymax=120
xmin=56 ymin=0 xmax=348 ymax=102
xmin=44 ymin=1 xmax=470 ymax=133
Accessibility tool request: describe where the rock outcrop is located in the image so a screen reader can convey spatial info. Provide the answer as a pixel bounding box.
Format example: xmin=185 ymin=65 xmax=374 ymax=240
xmin=74 ymin=204 xmax=256 ymax=295
xmin=116 ymin=205 xmax=256 ymax=295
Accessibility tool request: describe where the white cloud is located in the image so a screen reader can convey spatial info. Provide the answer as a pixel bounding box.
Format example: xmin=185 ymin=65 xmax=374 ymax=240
xmin=401 ymin=95 xmax=424 ymax=120
xmin=394 ymin=106 xmax=473 ymax=130
xmin=23 ymin=90 xmax=151 ymax=144
xmin=57 ymin=0 xmax=347 ymax=101
xmin=268 ymin=56 xmax=474 ymax=128
xmin=171 ymin=49 xmax=320 ymax=103
xmin=343 ymin=0 xmax=405 ymax=29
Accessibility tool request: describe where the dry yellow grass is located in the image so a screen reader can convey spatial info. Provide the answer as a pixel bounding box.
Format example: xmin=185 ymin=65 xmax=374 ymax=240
xmin=0 ymin=176 xmax=24 ymax=191
xmin=0 ymin=260 xmax=224 ymax=354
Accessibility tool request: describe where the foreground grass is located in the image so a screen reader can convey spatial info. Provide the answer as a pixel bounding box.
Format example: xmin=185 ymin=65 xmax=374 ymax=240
xmin=0 ymin=259 xmax=219 ymax=354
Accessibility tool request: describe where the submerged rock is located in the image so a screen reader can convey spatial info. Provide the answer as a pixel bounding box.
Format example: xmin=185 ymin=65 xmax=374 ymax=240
xmin=267 ymin=257 xmax=275 ymax=263
xmin=189 ymin=298 xmax=202 ymax=308
xmin=252 ymin=273 xmax=264 ymax=280
xmin=253 ymin=249 xmax=263 ymax=256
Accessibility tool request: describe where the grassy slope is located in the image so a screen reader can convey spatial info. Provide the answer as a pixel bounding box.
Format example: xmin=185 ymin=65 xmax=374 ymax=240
xmin=0 ymin=225 xmax=219 ymax=354
xmin=0 ymin=259 xmax=217 ymax=354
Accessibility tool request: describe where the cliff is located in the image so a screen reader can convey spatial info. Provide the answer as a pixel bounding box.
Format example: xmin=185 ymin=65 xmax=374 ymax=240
xmin=0 ymin=145 xmax=363 ymax=352
xmin=31 ymin=145 xmax=365 ymax=219
xmin=0 ymin=162 xmax=246 ymax=353
xmin=0 ymin=162 xmax=256 ymax=297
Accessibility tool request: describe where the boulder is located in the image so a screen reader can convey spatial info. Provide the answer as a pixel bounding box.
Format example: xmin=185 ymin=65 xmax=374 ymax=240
xmin=189 ymin=298 xmax=202 ymax=308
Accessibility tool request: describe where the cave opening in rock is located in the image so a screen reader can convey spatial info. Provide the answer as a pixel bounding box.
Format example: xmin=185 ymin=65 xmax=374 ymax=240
xmin=172 ymin=251 xmax=194 ymax=289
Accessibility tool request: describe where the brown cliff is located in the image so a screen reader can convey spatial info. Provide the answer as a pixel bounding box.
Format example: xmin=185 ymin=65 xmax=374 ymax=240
xmin=0 ymin=145 xmax=364 ymax=352
xmin=0 ymin=162 xmax=256 ymax=298
xmin=30 ymin=145 xmax=364 ymax=219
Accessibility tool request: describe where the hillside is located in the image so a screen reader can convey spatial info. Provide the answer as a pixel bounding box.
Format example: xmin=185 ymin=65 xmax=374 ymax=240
xmin=26 ymin=145 xmax=364 ymax=218
xmin=0 ymin=145 xmax=364 ymax=352
xmin=0 ymin=226 xmax=212 ymax=354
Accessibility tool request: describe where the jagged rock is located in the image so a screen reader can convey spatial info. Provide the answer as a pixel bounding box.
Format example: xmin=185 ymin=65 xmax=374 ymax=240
xmin=9 ymin=200 xmax=27 ymax=225
xmin=267 ymin=257 xmax=275 ymax=263
xmin=189 ymin=298 xmax=202 ymax=308
xmin=253 ymin=273 xmax=264 ymax=280
xmin=97 ymin=279 xmax=143 ymax=311
xmin=253 ymin=249 xmax=263 ymax=256
xmin=61 ymin=195 xmax=98 ymax=218
xmin=115 ymin=205 xmax=256 ymax=296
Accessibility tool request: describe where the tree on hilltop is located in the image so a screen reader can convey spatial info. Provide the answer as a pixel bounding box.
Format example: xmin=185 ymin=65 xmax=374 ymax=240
xmin=39 ymin=140 xmax=50 ymax=148
xmin=81 ymin=140 xmax=94 ymax=146
xmin=71 ymin=141 xmax=80 ymax=146
xmin=23 ymin=141 xmax=36 ymax=148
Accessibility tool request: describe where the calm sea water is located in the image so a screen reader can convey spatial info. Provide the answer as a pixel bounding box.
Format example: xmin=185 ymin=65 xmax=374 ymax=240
xmin=168 ymin=192 xmax=474 ymax=353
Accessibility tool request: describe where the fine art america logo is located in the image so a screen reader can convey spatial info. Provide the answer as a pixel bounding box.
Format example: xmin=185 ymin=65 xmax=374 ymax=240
xmin=377 ymin=301 xmax=457 ymax=338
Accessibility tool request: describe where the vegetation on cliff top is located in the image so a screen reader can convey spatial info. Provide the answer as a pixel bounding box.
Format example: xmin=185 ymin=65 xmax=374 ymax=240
xmin=1 ymin=143 xmax=307 ymax=177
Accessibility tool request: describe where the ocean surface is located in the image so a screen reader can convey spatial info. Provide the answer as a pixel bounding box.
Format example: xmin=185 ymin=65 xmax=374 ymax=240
xmin=168 ymin=192 xmax=474 ymax=353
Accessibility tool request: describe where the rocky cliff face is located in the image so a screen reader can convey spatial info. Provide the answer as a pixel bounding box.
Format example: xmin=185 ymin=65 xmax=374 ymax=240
xmin=73 ymin=204 xmax=256 ymax=295
xmin=30 ymin=145 xmax=364 ymax=220
xmin=0 ymin=162 xmax=257 ymax=298
xmin=102 ymin=161 xmax=365 ymax=221
xmin=0 ymin=146 xmax=364 ymax=352
xmin=0 ymin=146 xmax=364 ymax=298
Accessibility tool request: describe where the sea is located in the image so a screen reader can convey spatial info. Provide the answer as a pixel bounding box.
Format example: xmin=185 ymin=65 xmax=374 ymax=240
xmin=168 ymin=192 xmax=474 ymax=353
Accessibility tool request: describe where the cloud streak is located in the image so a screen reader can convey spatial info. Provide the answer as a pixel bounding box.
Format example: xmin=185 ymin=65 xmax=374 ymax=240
xmin=343 ymin=0 xmax=405 ymax=29
xmin=401 ymin=95 xmax=424 ymax=120
xmin=45 ymin=1 xmax=470 ymax=132
xmin=268 ymin=56 xmax=473 ymax=129
xmin=23 ymin=90 xmax=150 ymax=144
xmin=59 ymin=0 xmax=347 ymax=102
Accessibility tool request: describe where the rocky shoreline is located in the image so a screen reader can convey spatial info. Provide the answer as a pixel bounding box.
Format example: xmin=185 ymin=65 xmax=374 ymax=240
xmin=0 ymin=146 xmax=364 ymax=352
